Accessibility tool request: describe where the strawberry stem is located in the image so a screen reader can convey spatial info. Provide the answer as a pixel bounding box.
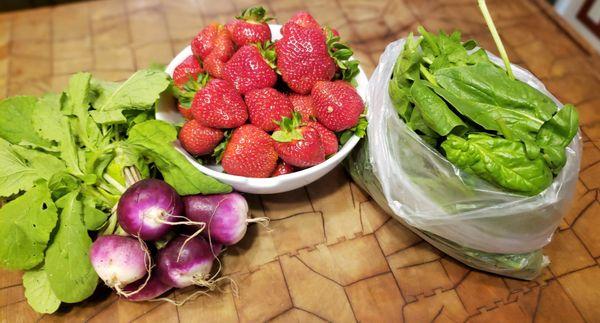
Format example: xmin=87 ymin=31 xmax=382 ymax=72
xmin=272 ymin=112 xmax=305 ymax=142
xmin=236 ymin=6 xmax=273 ymax=23
xmin=325 ymin=27 xmax=360 ymax=82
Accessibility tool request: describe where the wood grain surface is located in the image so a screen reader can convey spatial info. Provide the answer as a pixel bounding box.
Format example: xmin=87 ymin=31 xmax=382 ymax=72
xmin=1 ymin=0 xmax=599 ymax=322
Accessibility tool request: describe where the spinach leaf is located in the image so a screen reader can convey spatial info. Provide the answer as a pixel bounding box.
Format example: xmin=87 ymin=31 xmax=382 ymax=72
xmin=442 ymin=133 xmax=553 ymax=195
xmin=0 ymin=139 xmax=66 ymax=197
xmin=0 ymin=96 xmax=52 ymax=148
xmin=23 ymin=267 xmax=61 ymax=314
xmin=0 ymin=184 xmax=58 ymax=270
xmin=410 ymin=80 xmax=467 ymax=136
xmin=435 ymin=63 xmax=557 ymax=124
xmin=536 ymin=104 xmax=579 ymax=171
xmin=389 ymin=34 xmax=422 ymax=121
xmin=45 ymin=191 xmax=98 ymax=303
xmin=127 ymin=120 xmax=231 ymax=195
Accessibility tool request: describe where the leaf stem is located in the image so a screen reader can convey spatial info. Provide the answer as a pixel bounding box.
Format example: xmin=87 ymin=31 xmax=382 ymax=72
xmin=419 ymin=64 xmax=438 ymax=87
xmin=477 ymin=0 xmax=514 ymax=79
xmin=102 ymin=174 xmax=126 ymax=193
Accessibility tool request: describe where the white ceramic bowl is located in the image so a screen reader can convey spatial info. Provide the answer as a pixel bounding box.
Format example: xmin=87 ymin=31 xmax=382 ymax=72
xmin=156 ymin=24 xmax=368 ymax=194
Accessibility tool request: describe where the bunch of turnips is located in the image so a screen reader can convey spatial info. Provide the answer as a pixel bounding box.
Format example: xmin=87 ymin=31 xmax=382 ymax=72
xmin=90 ymin=177 xmax=260 ymax=301
xmin=173 ymin=7 xmax=367 ymax=178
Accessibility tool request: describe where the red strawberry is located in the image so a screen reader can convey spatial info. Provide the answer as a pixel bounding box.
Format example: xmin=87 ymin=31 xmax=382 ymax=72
xmin=203 ymin=54 xmax=227 ymax=79
xmin=288 ymin=94 xmax=315 ymax=122
xmin=178 ymin=102 xmax=194 ymax=120
xmin=179 ymin=120 xmax=224 ymax=156
xmin=308 ymin=121 xmax=338 ymax=155
xmin=281 ymin=11 xmax=320 ymax=35
xmin=173 ymin=55 xmax=203 ymax=89
xmin=272 ymin=113 xmax=325 ymax=168
xmin=276 ymin=23 xmax=336 ymax=94
xmin=225 ymin=19 xmax=238 ymax=36
xmin=191 ymin=24 xmax=234 ymax=78
xmin=221 ymin=124 xmax=278 ymax=178
xmin=312 ymin=80 xmax=363 ymax=131
xmin=223 ymin=45 xmax=277 ymax=95
xmin=271 ymin=161 xmax=294 ymax=177
xmin=245 ymin=88 xmax=293 ymax=132
xmin=191 ymin=79 xmax=248 ymax=129
xmin=191 ymin=23 xmax=219 ymax=59
xmin=231 ymin=6 xmax=272 ymax=47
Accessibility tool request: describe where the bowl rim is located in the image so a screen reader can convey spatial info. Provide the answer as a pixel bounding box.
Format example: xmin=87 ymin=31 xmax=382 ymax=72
xmin=157 ymin=24 xmax=366 ymax=185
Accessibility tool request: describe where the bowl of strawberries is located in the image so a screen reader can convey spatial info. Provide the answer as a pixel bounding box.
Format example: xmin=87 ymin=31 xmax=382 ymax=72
xmin=157 ymin=7 xmax=368 ymax=194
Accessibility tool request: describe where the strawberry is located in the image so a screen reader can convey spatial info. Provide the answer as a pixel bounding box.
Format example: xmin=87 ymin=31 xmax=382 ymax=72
xmin=173 ymin=55 xmax=203 ymax=89
xmin=191 ymin=79 xmax=248 ymax=129
xmin=271 ymin=161 xmax=294 ymax=177
xmin=225 ymin=19 xmax=238 ymax=36
xmin=272 ymin=113 xmax=325 ymax=168
xmin=281 ymin=11 xmax=320 ymax=35
xmin=312 ymin=80 xmax=363 ymax=132
xmin=223 ymin=44 xmax=277 ymax=95
xmin=288 ymin=94 xmax=315 ymax=122
xmin=179 ymin=120 xmax=224 ymax=156
xmin=276 ymin=23 xmax=336 ymax=94
xmin=178 ymin=103 xmax=194 ymax=120
xmin=203 ymin=54 xmax=227 ymax=79
xmin=245 ymin=88 xmax=293 ymax=132
xmin=191 ymin=24 xmax=234 ymax=78
xmin=231 ymin=6 xmax=272 ymax=47
xmin=307 ymin=121 xmax=338 ymax=155
xmin=191 ymin=23 xmax=219 ymax=59
xmin=221 ymin=124 xmax=278 ymax=178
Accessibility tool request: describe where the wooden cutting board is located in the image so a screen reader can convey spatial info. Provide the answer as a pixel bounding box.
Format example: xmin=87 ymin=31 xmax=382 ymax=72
xmin=1 ymin=0 xmax=599 ymax=321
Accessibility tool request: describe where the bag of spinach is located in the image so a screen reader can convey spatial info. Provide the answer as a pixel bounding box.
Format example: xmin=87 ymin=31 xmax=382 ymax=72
xmin=347 ymin=1 xmax=581 ymax=280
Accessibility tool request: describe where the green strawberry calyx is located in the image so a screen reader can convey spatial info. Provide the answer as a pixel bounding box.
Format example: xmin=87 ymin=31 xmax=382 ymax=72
xmin=272 ymin=112 xmax=305 ymax=143
xmin=172 ymin=73 xmax=210 ymax=108
xmin=325 ymin=27 xmax=360 ymax=83
xmin=212 ymin=130 xmax=232 ymax=164
xmin=236 ymin=6 xmax=274 ymax=23
xmin=255 ymin=41 xmax=277 ymax=69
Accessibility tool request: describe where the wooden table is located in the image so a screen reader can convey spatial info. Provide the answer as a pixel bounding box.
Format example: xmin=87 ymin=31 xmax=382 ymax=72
xmin=1 ymin=0 xmax=599 ymax=322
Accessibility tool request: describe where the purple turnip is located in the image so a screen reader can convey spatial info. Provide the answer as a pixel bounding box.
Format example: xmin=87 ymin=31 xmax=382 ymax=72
xmin=123 ymin=273 xmax=172 ymax=302
xmin=183 ymin=193 xmax=267 ymax=245
xmin=156 ymin=235 xmax=222 ymax=288
xmin=117 ymin=179 xmax=184 ymax=241
xmin=90 ymin=235 xmax=150 ymax=290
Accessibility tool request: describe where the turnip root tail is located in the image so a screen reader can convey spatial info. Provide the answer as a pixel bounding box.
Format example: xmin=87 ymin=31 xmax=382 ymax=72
xmin=154 ymin=213 xmax=208 ymax=261
xmin=246 ymin=216 xmax=271 ymax=231
xmin=114 ymin=235 xmax=154 ymax=298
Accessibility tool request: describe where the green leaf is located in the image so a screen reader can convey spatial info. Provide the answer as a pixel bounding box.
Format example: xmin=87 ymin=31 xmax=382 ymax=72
xmin=94 ymin=69 xmax=170 ymax=112
xmin=45 ymin=191 xmax=98 ymax=303
xmin=442 ymin=133 xmax=553 ymax=195
xmin=33 ymin=93 xmax=83 ymax=175
xmin=62 ymin=72 xmax=103 ymax=149
xmin=536 ymin=104 xmax=579 ymax=171
xmin=432 ymin=62 xmax=557 ymax=143
xmin=212 ymin=131 xmax=231 ymax=164
xmin=0 ymin=184 xmax=58 ymax=270
xmin=90 ymin=109 xmax=127 ymax=124
xmin=127 ymin=120 xmax=231 ymax=195
xmin=0 ymin=139 xmax=67 ymax=197
xmin=409 ymin=80 xmax=467 ymax=136
xmin=0 ymin=96 xmax=52 ymax=148
xmin=23 ymin=268 xmax=61 ymax=314
xmin=82 ymin=194 xmax=108 ymax=231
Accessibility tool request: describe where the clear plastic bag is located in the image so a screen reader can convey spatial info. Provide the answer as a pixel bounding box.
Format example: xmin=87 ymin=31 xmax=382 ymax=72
xmin=347 ymin=38 xmax=581 ymax=280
